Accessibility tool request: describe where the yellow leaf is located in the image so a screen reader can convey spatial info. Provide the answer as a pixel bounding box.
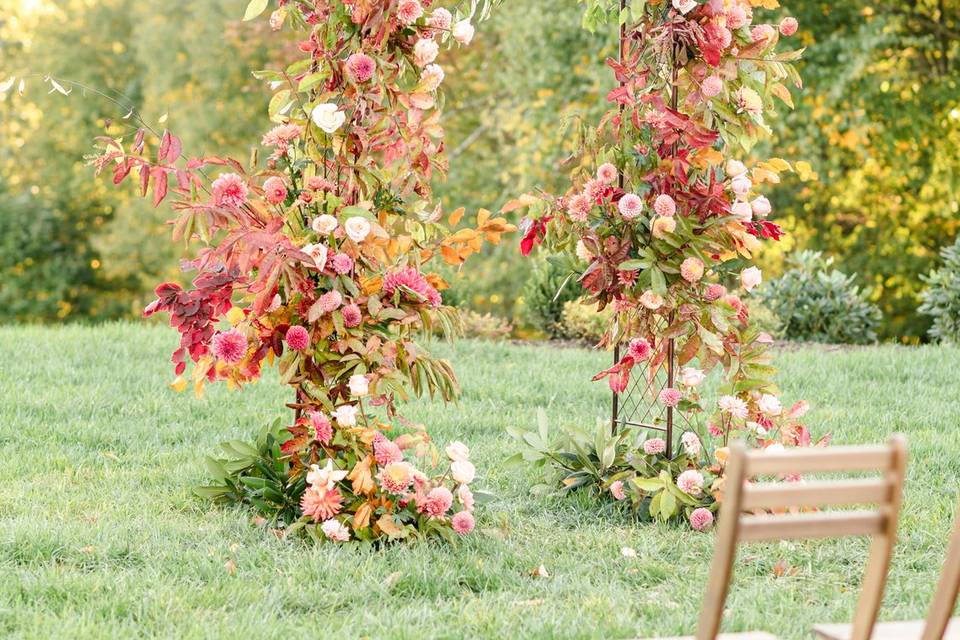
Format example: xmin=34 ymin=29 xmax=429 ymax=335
xmin=448 ymin=207 xmax=465 ymax=226
xmin=500 ymin=194 xmax=538 ymax=214
xmin=766 ymin=157 xmax=792 ymax=172
xmin=376 ymin=513 xmax=405 ymax=539
xmin=353 ymin=502 xmax=374 ymax=530
xmin=226 ymin=306 xmax=245 ymax=326
xmin=446 ymin=228 xmax=477 ymax=244
xmin=170 ymin=376 xmax=188 ymax=393
xmin=440 ymin=244 xmax=465 ymax=265
xmin=348 ymin=455 xmax=376 ymax=496
xmin=477 ymin=208 xmax=491 ymax=226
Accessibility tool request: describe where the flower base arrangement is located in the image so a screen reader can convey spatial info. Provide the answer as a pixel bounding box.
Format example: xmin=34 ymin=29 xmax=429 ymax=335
xmin=510 ymin=0 xmax=827 ymax=530
xmin=87 ymin=0 xmax=511 ymax=544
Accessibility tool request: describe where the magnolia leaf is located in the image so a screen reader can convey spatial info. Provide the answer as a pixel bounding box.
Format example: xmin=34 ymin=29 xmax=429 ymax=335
xmin=243 ymin=0 xmax=270 ymax=21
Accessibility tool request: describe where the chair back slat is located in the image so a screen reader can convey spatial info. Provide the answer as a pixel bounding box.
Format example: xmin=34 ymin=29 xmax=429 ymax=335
xmin=745 ymin=445 xmax=897 ymax=476
xmin=739 ymin=511 xmax=886 ymax=542
xmin=922 ymin=500 xmax=960 ymax=640
xmin=694 ymin=435 xmax=907 ymax=640
xmin=740 ymin=478 xmax=892 ymax=511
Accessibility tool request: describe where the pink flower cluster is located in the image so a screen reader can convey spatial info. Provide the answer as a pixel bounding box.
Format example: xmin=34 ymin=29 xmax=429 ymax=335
xmin=383 ymin=267 xmax=442 ymax=308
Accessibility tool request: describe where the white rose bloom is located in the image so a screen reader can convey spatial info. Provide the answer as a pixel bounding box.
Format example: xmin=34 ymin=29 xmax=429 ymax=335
xmin=681 ymin=431 xmax=701 ymax=456
xmin=301 ymin=243 xmax=329 ymax=270
xmin=680 ymin=367 xmax=706 ymax=388
xmin=758 ymin=393 xmax=783 ymax=416
xmin=731 ymin=174 xmax=753 ymax=197
xmin=445 ymin=441 xmax=470 ymax=462
xmin=451 ymin=459 xmax=476 ymax=484
xmin=726 ymin=159 xmax=748 ymax=176
xmin=321 ymin=518 xmax=350 ymax=542
xmin=348 ymin=374 xmax=369 ymax=397
xmin=413 ymin=38 xmax=440 ymax=67
xmin=452 ymin=19 xmax=475 ymax=44
xmin=311 ymin=103 xmax=346 ymax=134
xmin=306 ymin=459 xmax=348 ymax=491
xmin=344 ymin=216 xmax=372 ymax=243
xmin=420 ymin=64 xmax=445 ymax=91
xmin=334 ymin=404 xmax=358 ymax=427
xmin=751 ymin=196 xmax=772 ymax=218
xmin=740 ymin=266 xmax=763 ymax=291
xmin=731 ymin=201 xmax=753 ymax=221
xmin=312 ymin=214 xmax=339 ymax=235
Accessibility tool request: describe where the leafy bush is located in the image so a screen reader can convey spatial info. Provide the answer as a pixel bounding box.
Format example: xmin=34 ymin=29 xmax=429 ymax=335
xmin=522 ymin=257 xmax=581 ymax=338
xmin=434 ymin=309 xmax=513 ymax=340
xmin=561 ymin=298 xmax=613 ymax=344
xmin=759 ymin=251 xmax=881 ymax=344
xmin=919 ymin=238 xmax=960 ymax=344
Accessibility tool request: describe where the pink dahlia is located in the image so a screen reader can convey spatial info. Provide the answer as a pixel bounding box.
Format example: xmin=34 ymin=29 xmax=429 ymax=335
xmin=261 ymin=124 xmax=302 ymax=148
xmin=346 ymin=52 xmax=376 ymax=83
xmin=263 ymin=176 xmax=288 ymax=205
xmin=317 ymin=290 xmax=343 ymax=314
xmin=566 ymin=194 xmax=592 ymax=222
xmin=681 ymin=257 xmax=705 ymax=283
xmin=610 ymin=480 xmax=627 ymax=501
xmin=331 ymin=253 xmax=354 ymax=275
xmin=584 ymin=178 xmax=607 ymax=203
xmin=342 ymin=304 xmax=362 ymax=328
xmin=702 ymin=75 xmax=723 ymax=98
xmin=659 ymin=387 xmax=682 ymax=408
xmin=397 ymin=0 xmax=423 ymax=25
xmin=428 ymin=7 xmax=452 ymax=30
xmin=751 ymin=24 xmax=776 ymax=45
xmin=383 ymin=267 xmax=442 ymax=308
xmin=597 ymin=162 xmax=618 ymax=185
xmin=677 ymin=470 xmax=705 ymax=496
xmin=421 ymin=486 xmax=453 ymax=517
xmin=310 ymin=411 xmax=333 ymax=445
xmin=690 ymin=507 xmax=714 ymax=531
xmin=779 ymin=16 xmax=799 ymax=36
xmin=654 ymin=194 xmax=677 ymax=217
xmin=379 ymin=462 xmax=414 ymax=494
xmin=451 ymin=511 xmax=475 ymax=535
xmin=618 ymin=193 xmax=644 ymax=219
xmin=286 ymin=325 xmax=310 ymax=351
xmin=704 ymin=283 xmax=727 ymax=301
xmin=211 ymin=173 xmax=249 ymax=209
xmin=644 ymin=438 xmax=667 ymax=456
xmin=374 ymin=436 xmax=404 ymax=466
xmin=212 ymin=329 xmax=247 ymax=364
xmin=300 ymin=486 xmax=343 ymax=522
xmin=306 ymin=176 xmax=335 ymax=192
xmin=628 ymin=338 xmax=653 ymax=361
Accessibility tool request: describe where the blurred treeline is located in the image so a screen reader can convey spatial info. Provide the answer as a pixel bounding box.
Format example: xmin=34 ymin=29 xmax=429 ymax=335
xmin=1 ymin=0 xmax=957 ymax=341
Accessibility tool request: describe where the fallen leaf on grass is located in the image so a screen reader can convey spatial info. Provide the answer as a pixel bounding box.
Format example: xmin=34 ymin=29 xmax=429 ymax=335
xmin=384 ymin=571 xmax=403 ymax=588
xmin=528 ymin=564 xmax=549 ymax=579
xmin=773 ymin=558 xmax=798 ymax=578
xmin=224 ymin=560 xmax=237 ymax=575
xmin=512 ymin=599 xmax=545 ymax=607
xmin=621 ymin=547 xmax=637 ymax=558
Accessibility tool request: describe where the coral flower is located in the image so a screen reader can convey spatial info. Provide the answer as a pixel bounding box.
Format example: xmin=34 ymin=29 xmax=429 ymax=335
xmin=318 ymin=290 xmax=343 ymax=314
xmin=718 ymin=395 xmax=749 ymax=419
xmin=341 ymin=304 xmax=362 ymax=328
xmin=374 ymin=436 xmax=404 ymax=466
xmin=421 ymin=486 xmax=453 ymax=517
xmin=779 ymin=16 xmax=799 ymax=36
xmin=659 ymin=387 xmax=682 ymax=408
xmin=346 ymin=52 xmax=376 ymax=83
xmin=681 ymin=257 xmax=705 ymax=283
xmin=212 ymin=329 xmax=247 ymax=364
xmin=301 ymin=486 xmax=344 ymax=522
xmin=610 ymin=480 xmax=627 ymax=501
xmin=451 ymin=511 xmax=475 ymax=535
xmin=285 ymin=325 xmax=310 ymax=351
xmin=566 ymin=194 xmax=592 ymax=222
xmin=383 ymin=267 xmax=442 ymax=308
xmin=413 ymin=39 xmax=439 ymax=67
xmin=379 ymin=462 xmax=414 ymax=494
xmin=702 ymin=75 xmax=723 ymax=98
xmin=704 ymin=283 xmax=727 ymax=301
xmin=310 ymin=411 xmax=333 ymax=445
xmin=331 ymin=253 xmax=354 ymax=275
xmin=628 ymin=338 xmax=653 ymax=361
xmin=321 ymin=519 xmax=350 ymax=542
xmin=261 ymin=124 xmax=302 ymax=148
xmin=690 ymin=507 xmax=714 ymax=531
xmin=211 ymin=173 xmax=249 ymax=209
xmin=681 ymin=431 xmax=702 ymax=456
xmin=263 ymin=176 xmax=288 ymax=205
xmin=429 ymin=7 xmax=452 ymax=30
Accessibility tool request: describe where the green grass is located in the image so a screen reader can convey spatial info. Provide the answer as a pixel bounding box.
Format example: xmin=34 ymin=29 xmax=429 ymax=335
xmin=1 ymin=324 xmax=958 ymax=639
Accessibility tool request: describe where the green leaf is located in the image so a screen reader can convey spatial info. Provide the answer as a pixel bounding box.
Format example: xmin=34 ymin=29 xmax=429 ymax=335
xmin=243 ymin=0 xmax=269 ymax=21
xmin=650 ymin=267 xmax=667 ymax=295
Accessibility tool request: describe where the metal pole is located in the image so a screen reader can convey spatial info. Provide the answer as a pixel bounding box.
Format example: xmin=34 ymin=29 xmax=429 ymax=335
xmin=611 ymin=0 xmax=628 ymax=435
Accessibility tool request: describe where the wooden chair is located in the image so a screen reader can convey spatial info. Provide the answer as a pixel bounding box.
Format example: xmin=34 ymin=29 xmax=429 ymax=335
xmin=643 ymin=435 xmax=907 ymax=640
xmin=814 ymin=498 xmax=960 ymax=640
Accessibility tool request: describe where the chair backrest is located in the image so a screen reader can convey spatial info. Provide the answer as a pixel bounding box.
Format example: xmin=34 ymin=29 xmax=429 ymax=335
xmin=923 ymin=499 xmax=960 ymax=640
xmin=696 ymin=435 xmax=908 ymax=640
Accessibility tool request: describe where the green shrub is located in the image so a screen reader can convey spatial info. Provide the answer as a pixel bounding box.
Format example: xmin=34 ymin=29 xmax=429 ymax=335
xmin=522 ymin=257 xmax=582 ymax=338
xmin=758 ymin=251 xmax=881 ymax=344
xmin=919 ymin=238 xmax=960 ymax=344
xmin=744 ymin=297 xmax=783 ymax=339
xmin=445 ymin=309 xmax=513 ymax=341
xmin=561 ymin=298 xmax=613 ymax=344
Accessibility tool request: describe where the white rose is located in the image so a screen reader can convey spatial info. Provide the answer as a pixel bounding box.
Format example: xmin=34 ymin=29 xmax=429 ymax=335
xmin=321 ymin=518 xmax=350 ymax=542
xmin=452 ymin=19 xmax=475 ymax=45
xmin=334 ymin=404 xmax=358 ymax=427
xmin=680 ymin=367 xmax=706 ymax=388
xmin=451 ymin=459 xmax=476 ymax=484
xmin=301 ymin=243 xmax=329 ymax=270
xmin=726 ymin=159 xmax=748 ymax=176
xmin=731 ymin=201 xmax=753 ymax=221
xmin=681 ymin=431 xmax=702 ymax=456
xmin=445 ymin=441 xmax=470 ymax=462
xmin=413 ymin=38 xmax=440 ymax=67
xmin=344 ymin=216 xmax=371 ymax=243
xmin=731 ymin=174 xmax=752 ymax=197
xmin=758 ymin=393 xmax=783 ymax=416
xmin=312 ymin=214 xmax=338 ymax=235
xmin=348 ymin=374 xmax=369 ymax=397
xmin=751 ymin=196 xmax=772 ymax=218
xmin=740 ymin=266 xmax=762 ymax=291
xmin=420 ymin=64 xmax=445 ymax=91
xmin=311 ymin=103 xmax=346 ymax=134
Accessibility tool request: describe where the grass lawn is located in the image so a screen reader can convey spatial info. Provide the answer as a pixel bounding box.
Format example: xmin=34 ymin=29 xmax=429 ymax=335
xmin=1 ymin=324 xmax=959 ymax=639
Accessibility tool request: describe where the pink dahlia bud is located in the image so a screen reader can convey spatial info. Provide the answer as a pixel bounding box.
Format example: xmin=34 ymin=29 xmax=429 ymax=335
xmin=643 ymin=438 xmax=667 ymax=455
xmin=704 ymin=283 xmax=727 ymax=301
xmin=702 ymin=74 xmax=723 ymax=98
xmin=628 ymin=338 xmax=653 ymax=361
xmin=597 ymin=162 xmax=618 ymax=185
xmin=680 ymin=257 xmax=705 ymax=283
xmin=659 ymin=387 xmax=682 ymax=408
xmin=346 ymin=52 xmax=376 ymax=83
xmin=397 ymin=0 xmax=423 ymax=25
xmin=779 ymin=16 xmax=799 ymax=36
xmin=654 ymin=194 xmax=677 ymax=217
xmin=451 ymin=511 xmax=475 ymax=535
xmin=211 ymin=329 xmax=248 ymax=364
xmin=618 ymin=193 xmax=644 ymax=219
xmin=690 ymin=507 xmax=715 ymax=531
xmin=285 ymin=325 xmax=310 ymax=351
